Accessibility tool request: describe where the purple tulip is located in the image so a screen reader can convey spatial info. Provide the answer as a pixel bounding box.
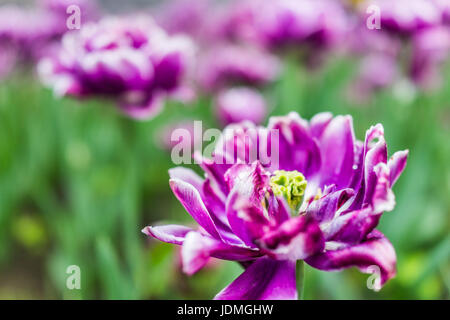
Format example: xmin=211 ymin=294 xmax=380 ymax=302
xmin=410 ymin=26 xmax=450 ymax=89
xmin=0 ymin=1 xmax=99 ymax=79
xmin=155 ymin=0 xmax=210 ymax=38
xmin=143 ymin=112 xmax=408 ymax=299
xmin=215 ymin=87 xmax=267 ymax=126
xmin=433 ymin=0 xmax=450 ymax=23
xmin=347 ymin=26 xmax=402 ymax=58
xmin=361 ymin=0 xmax=442 ymax=34
xmin=156 ymin=120 xmax=199 ymax=152
xmin=39 ymin=0 xmax=99 ymax=22
xmin=212 ymin=0 xmax=262 ymax=44
xmin=349 ymin=0 xmax=450 ymax=94
xmin=38 ymin=16 xmax=195 ymax=119
xmin=0 ymin=5 xmax=61 ymax=62
xmin=230 ymin=0 xmax=349 ymax=50
xmin=349 ymin=53 xmax=398 ymax=102
xmin=197 ymin=44 xmax=281 ymax=92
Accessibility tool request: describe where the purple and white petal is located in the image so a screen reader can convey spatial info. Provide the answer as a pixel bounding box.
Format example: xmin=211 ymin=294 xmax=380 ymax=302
xmin=318 ymin=115 xmax=356 ymax=189
xmin=256 ymin=215 xmax=324 ymax=260
xmin=170 ymin=178 xmax=222 ymax=240
xmin=142 ymin=225 xmax=194 ymax=245
xmin=169 ymin=167 xmax=205 ymax=194
xmin=309 ymin=112 xmax=333 ymax=139
xmin=306 ymin=230 xmax=396 ymax=290
xmin=226 ymin=191 xmax=270 ymax=248
xmin=372 ymin=163 xmax=396 ymax=213
xmin=214 ymin=257 xmax=297 ymax=300
xmin=181 ymin=231 xmax=261 ymax=275
xmin=323 ymin=208 xmax=381 ymax=243
xmin=268 ymin=112 xmax=321 ymax=177
xmin=194 ymin=152 xmax=232 ymax=196
xmin=306 ymin=188 xmax=354 ymax=223
xmin=387 ymin=150 xmax=409 ymax=187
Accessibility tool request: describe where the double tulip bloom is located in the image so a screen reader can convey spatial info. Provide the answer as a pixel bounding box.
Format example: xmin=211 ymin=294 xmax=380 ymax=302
xmin=219 ymin=0 xmax=348 ymax=50
xmin=364 ymin=0 xmax=443 ymax=34
xmin=143 ymin=112 xmax=408 ymax=300
xmin=39 ymin=16 xmax=195 ymax=119
xmin=355 ymin=0 xmax=450 ymax=90
xmin=197 ymin=44 xmax=280 ymax=92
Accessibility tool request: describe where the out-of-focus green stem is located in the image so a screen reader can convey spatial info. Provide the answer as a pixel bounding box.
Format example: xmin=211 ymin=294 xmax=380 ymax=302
xmin=296 ymin=260 xmax=305 ymax=300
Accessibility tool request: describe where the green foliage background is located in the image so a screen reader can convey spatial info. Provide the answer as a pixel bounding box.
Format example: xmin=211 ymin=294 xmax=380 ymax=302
xmin=0 ymin=57 xmax=449 ymax=299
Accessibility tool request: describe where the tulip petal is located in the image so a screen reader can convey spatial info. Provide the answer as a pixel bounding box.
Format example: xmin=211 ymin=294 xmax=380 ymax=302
xmin=226 ymin=191 xmax=269 ymax=247
xmin=306 ymin=230 xmax=396 ymax=290
xmin=169 ymin=167 xmax=204 ymax=195
xmin=194 ymin=152 xmax=232 ymax=196
xmin=323 ymin=208 xmax=381 ymax=243
xmin=306 ymin=188 xmax=354 ymax=223
xmin=310 ymin=112 xmax=333 ymax=139
xmin=170 ymin=178 xmax=221 ymax=239
xmin=268 ymin=112 xmax=321 ymax=177
xmin=169 ymin=168 xmax=243 ymax=244
xmin=349 ymin=124 xmax=387 ymax=211
xmin=256 ymin=215 xmax=324 ymax=260
xmin=224 ymin=162 xmax=270 ymax=203
xmin=214 ymin=257 xmax=297 ymax=300
xmin=120 ymin=94 xmax=163 ymax=120
xmin=318 ymin=115 xmax=356 ymax=189
xmin=215 ymin=121 xmax=262 ymax=165
xmin=362 ymin=136 xmax=388 ymax=206
xmin=181 ymin=232 xmax=261 ymax=275
xmin=372 ymin=163 xmax=396 ymax=213
xmin=388 ymin=150 xmax=409 ymax=187
xmin=142 ymin=225 xmax=194 ymax=245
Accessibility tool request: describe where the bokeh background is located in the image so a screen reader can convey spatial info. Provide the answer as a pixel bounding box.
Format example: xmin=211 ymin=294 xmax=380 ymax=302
xmin=0 ymin=0 xmax=449 ymax=299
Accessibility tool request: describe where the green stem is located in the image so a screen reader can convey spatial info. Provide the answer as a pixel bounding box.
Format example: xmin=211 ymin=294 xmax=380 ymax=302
xmin=296 ymin=260 xmax=305 ymax=300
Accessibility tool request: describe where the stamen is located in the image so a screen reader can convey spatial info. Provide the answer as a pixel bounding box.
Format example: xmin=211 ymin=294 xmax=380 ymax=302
xmin=270 ymin=170 xmax=307 ymax=214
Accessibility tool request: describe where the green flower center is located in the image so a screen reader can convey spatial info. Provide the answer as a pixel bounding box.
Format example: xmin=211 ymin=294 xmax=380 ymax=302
xmin=270 ymin=170 xmax=307 ymax=214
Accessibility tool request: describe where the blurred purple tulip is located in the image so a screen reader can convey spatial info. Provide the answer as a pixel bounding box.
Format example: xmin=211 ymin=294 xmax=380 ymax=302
xmin=0 ymin=0 xmax=99 ymax=79
xmin=215 ymin=87 xmax=267 ymax=126
xmin=211 ymin=0 xmax=261 ymax=44
xmin=197 ymin=44 xmax=281 ymax=92
xmin=38 ymin=16 xmax=196 ymax=119
xmin=350 ymin=53 xmax=398 ymax=102
xmin=39 ymin=0 xmax=99 ymax=22
xmin=155 ymin=0 xmax=210 ymax=38
xmin=433 ymin=0 xmax=450 ymax=23
xmin=410 ymin=26 xmax=450 ymax=89
xmin=156 ymin=120 xmax=199 ymax=152
xmin=347 ymin=26 xmax=402 ymax=58
xmin=0 ymin=5 xmax=61 ymax=62
xmin=349 ymin=0 xmax=450 ymax=95
xmin=361 ymin=0 xmax=442 ymax=34
xmin=223 ymin=0 xmax=349 ymax=50
xmin=143 ymin=112 xmax=408 ymax=299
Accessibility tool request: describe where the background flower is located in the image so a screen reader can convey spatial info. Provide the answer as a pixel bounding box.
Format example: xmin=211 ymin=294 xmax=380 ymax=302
xmin=197 ymin=44 xmax=281 ymax=93
xmin=38 ymin=15 xmax=196 ymax=119
xmin=215 ymin=87 xmax=267 ymax=126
